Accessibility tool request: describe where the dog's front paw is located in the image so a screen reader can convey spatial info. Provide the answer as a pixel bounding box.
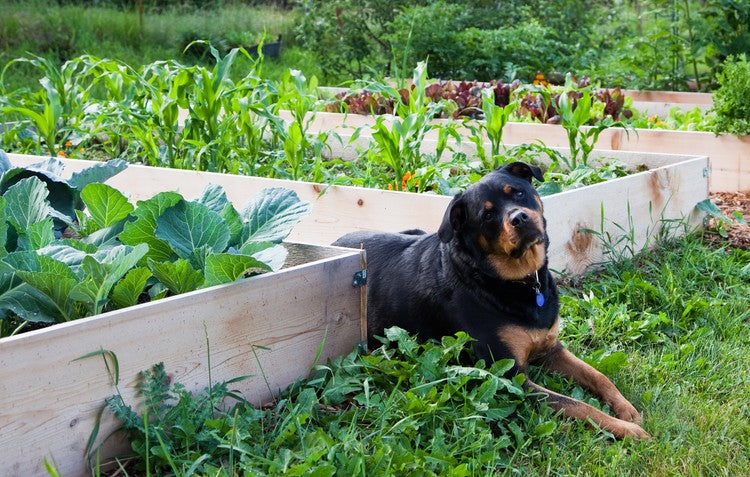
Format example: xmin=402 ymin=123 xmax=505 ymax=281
xmin=613 ymin=399 xmax=642 ymax=424
xmin=614 ymin=420 xmax=651 ymax=440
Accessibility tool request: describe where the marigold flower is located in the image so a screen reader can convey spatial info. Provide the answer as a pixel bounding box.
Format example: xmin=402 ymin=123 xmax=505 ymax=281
xmin=57 ymin=150 xmax=67 ymax=157
xmin=64 ymin=141 xmax=72 ymax=148
xmin=401 ymin=171 xmax=414 ymax=189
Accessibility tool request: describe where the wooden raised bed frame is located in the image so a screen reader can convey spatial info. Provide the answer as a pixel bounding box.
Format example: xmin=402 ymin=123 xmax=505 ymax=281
xmin=2 ymin=150 xmax=707 ymax=474
xmin=8 ymin=151 xmax=707 ymax=276
xmin=0 ymin=228 xmax=364 ymax=473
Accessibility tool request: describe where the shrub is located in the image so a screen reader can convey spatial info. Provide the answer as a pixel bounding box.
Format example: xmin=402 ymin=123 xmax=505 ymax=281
xmin=711 ymin=54 xmax=750 ymax=135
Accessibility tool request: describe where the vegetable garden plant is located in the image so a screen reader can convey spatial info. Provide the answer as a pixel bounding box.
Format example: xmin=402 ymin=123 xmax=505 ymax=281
xmin=0 ymin=53 xmax=647 ymax=199
xmin=0 ymin=151 xmax=310 ymax=338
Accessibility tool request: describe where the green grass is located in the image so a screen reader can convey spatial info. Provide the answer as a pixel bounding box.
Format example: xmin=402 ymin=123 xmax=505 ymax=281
xmin=0 ymin=1 xmax=307 ymax=91
xmin=91 ymin=233 xmax=750 ymax=476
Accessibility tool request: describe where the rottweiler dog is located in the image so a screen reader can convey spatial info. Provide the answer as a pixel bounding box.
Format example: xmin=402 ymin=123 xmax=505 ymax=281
xmin=333 ymin=162 xmax=650 ymax=439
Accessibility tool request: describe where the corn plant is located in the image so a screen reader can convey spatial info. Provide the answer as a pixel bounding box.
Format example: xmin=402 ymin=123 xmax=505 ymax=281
xmin=0 ymin=54 xmax=105 ymax=156
xmin=465 ymin=88 xmax=519 ymax=170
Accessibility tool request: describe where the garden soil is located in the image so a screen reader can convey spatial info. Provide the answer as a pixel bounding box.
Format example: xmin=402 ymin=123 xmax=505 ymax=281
xmin=706 ymin=192 xmax=750 ymax=249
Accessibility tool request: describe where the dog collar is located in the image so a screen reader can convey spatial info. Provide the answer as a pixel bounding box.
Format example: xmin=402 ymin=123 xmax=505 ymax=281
xmin=512 ymin=271 xmax=545 ymax=307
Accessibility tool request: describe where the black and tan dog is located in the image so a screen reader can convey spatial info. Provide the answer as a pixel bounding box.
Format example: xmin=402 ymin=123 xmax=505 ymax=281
xmin=334 ymin=162 xmax=650 ymax=439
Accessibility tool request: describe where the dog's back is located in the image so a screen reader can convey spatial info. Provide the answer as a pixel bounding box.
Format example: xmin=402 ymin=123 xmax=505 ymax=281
xmin=333 ymin=230 xmax=459 ymax=347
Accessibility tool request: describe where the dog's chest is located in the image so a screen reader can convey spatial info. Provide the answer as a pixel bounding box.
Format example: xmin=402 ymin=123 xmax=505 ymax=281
xmin=496 ymin=318 xmax=560 ymax=367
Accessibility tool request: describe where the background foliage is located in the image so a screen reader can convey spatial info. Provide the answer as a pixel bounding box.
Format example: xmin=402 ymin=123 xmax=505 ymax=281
xmin=2 ymin=0 xmax=749 ymax=91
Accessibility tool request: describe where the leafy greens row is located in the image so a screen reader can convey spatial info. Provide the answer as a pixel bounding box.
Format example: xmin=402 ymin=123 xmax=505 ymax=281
xmin=0 ymin=151 xmax=310 ymax=332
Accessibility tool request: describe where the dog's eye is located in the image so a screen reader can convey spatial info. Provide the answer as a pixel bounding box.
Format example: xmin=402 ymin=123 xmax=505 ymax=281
xmin=483 ymin=210 xmax=495 ymax=221
xmin=514 ymin=190 xmax=525 ymax=199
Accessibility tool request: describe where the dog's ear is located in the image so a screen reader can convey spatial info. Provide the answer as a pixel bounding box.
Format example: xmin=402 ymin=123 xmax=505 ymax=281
xmin=499 ymin=161 xmax=544 ymax=183
xmin=438 ymin=193 xmax=465 ymax=243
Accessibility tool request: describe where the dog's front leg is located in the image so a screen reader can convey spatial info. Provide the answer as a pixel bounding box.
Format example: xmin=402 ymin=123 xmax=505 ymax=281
xmin=537 ymin=341 xmax=645 ymax=425
xmin=523 ymin=378 xmax=650 ymax=439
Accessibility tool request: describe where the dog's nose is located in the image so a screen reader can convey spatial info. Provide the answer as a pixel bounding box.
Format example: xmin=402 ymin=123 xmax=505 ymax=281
xmin=509 ymin=210 xmax=530 ymax=228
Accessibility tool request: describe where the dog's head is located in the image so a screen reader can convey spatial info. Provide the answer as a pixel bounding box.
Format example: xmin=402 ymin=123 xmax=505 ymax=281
xmin=438 ymin=162 xmax=548 ymax=280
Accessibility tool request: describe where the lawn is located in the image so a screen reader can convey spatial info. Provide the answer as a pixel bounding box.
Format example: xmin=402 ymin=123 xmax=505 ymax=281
xmin=91 ymin=233 xmax=750 ymax=476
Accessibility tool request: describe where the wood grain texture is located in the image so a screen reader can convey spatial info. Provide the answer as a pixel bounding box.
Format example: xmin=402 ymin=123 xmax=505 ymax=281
xmin=0 ymin=244 xmax=363 ymax=476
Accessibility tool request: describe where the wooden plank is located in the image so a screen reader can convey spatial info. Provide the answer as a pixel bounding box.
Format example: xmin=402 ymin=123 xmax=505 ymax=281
xmin=621 ymin=89 xmax=713 ymax=105
xmin=0 ymin=245 xmax=363 ymax=476
xmin=544 ymin=157 xmax=708 ymax=275
xmin=7 ymin=153 xmax=707 ymax=275
xmin=630 ymin=100 xmax=710 ymax=118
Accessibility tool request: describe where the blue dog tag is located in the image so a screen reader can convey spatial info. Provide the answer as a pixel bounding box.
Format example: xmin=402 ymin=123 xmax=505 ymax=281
xmin=535 ymin=291 xmax=545 ymax=307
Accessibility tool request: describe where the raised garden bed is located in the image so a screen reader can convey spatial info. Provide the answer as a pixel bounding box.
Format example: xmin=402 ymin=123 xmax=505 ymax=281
xmin=0 ymin=156 xmax=366 ymax=475
xmin=284 ymin=109 xmax=747 ymax=193
xmin=9 ymin=152 xmax=707 ymax=275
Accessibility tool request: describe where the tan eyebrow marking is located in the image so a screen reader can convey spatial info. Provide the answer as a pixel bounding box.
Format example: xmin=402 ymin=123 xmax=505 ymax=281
xmin=484 ymin=201 xmax=494 ymax=210
xmin=503 ymin=185 xmax=513 ymax=194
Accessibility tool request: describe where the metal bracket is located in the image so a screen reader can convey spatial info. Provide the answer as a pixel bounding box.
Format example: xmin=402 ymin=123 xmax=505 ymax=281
xmin=703 ymin=167 xmax=709 ymax=178
xmin=353 ymin=269 xmax=367 ymax=288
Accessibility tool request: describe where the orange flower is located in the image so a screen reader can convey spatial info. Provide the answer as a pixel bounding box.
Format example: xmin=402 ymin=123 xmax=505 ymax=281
xmin=401 ymin=171 xmax=417 ymax=190
xmin=648 ymin=115 xmax=658 ymax=123
xmin=388 ymin=183 xmax=394 ymax=191
xmin=64 ymin=140 xmax=72 ymax=148
xmin=57 ymin=150 xmax=67 ymax=157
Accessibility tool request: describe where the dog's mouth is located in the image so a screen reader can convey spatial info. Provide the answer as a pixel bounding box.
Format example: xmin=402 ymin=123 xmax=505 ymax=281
xmin=508 ymin=235 xmax=544 ymax=259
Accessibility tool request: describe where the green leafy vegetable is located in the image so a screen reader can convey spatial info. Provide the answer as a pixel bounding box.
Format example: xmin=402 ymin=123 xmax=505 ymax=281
xmin=240 ymin=188 xmax=312 ymax=244
xmin=0 ymin=158 xmax=311 ymax=334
